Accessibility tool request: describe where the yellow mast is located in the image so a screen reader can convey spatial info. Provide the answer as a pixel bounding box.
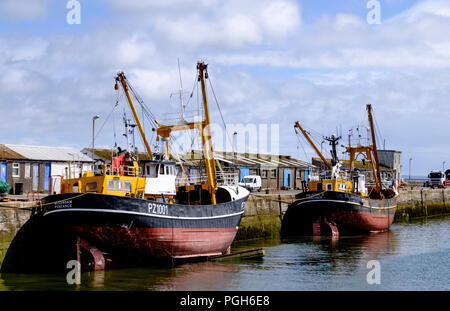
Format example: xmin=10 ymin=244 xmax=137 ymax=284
xmin=366 ymin=103 xmax=382 ymax=196
xmin=152 ymin=61 xmax=218 ymax=204
xmin=294 ymin=121 xmax=332 ymax=170
xmin=197 ymin=61 xmax=217 ymax=204
xmin=115 ymin=72 xmax=153 ymax=160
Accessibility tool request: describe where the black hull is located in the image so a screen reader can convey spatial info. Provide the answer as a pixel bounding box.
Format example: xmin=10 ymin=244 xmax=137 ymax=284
xmin=281 ymin=191 xmax=397 ymax=236
xmin=1 ymin=193 xmax=248 ymax=272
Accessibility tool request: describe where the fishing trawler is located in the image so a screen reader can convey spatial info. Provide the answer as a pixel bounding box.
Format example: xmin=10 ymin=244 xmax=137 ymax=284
xmin=281 ymin=104 xmax=398 ymax=237
xmin=1 ymin=61 xmax=249 ymax=272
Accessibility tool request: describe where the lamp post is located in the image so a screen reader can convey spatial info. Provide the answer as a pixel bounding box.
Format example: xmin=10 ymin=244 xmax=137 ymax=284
xmin=409 ymin=157 xmax=412 ymax=181
xmin=92 ymin=115 xmax=100 ymax=170
xmin=233 ymin=131 xmax=238 ymax=170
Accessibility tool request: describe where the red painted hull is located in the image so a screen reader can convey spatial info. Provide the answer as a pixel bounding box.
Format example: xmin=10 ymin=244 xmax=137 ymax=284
xmin=324 ymin=210 xmax=395 ymax=233
xmin=282 ymin=191 xmax=397 ymax=236
xmin=72 ymin=226 xmax=238 ymax=258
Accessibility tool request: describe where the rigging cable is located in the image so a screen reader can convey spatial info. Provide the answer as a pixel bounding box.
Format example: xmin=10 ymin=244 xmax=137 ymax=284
xmin=207 ymin=75 xmax=235 ymax=154
xmin=94 ymin=96 xmax=120 ymax=142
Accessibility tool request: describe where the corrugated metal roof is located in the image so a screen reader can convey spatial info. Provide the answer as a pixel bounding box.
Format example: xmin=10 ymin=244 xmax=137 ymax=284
xmin=0 ymin=144 xmax=27 ymax=160
xmin=5 ymin=144 xmax=93 ymax=162
xmin=180 ymin=150 xmax=316 ymax=169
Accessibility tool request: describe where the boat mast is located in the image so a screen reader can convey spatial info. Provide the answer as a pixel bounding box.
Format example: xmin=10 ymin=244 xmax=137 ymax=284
xmin=115 ymin=72 xmax=153 ymax=160
xmin=294 ymin=121 xmax=332 ymax=170
xmin=198 ymin=61 xmax=218 ymax=204
xmin=153 ymin=61 xmax=218 ymax=204
xmin=367 ymin=104 xmax=382 ymax=195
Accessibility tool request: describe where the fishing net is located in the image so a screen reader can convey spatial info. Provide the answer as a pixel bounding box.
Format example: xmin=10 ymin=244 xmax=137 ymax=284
xmin=0 ymin=180 xmax=9 ymax=194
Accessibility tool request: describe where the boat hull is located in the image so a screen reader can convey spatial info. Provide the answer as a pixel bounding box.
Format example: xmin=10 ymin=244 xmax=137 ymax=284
xmin=281 ymin=191 xmax=397 ymax=236
xmin=1 ymin=192 xmax=247 ymax=272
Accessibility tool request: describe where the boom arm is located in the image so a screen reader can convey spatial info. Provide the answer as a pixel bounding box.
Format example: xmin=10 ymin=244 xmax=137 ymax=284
xmin=115 ymin=72 xmax=153 ymax=160
xmin=294 ymin=121 xmax=332 ymax=170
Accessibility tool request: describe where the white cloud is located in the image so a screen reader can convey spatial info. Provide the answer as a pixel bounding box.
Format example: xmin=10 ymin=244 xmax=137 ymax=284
xmin=110 ymin=0 xmax=301 ymax=49
xmin=0 ymin=0 xmax=50 ymax=21
xmin=1 ymin=0 xmax=450 ymax=175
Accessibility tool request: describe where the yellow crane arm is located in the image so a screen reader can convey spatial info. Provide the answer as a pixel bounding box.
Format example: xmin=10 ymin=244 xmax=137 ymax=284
xmin=294 ymin=121 xmax=332 ymax=170
xmin=115 ymin=72 xmax=153 ymax=161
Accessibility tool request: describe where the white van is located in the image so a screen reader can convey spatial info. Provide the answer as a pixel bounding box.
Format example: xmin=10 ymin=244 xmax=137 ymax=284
xmin=238 ymin=175 xmax=262 ymax=192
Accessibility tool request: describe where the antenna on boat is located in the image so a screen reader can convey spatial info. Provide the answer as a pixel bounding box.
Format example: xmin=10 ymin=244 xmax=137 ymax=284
xmin=178 ymin=58 xmax=186 ymax=122
xmin=324 ymin=134 xmax=341 ymax=167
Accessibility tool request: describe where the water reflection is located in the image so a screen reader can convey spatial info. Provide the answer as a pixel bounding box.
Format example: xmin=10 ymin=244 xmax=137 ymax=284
xmin=282 ymin=231 xmax=398 ymax=275
xmin=1 ymin=216 xmax=449 ymax=291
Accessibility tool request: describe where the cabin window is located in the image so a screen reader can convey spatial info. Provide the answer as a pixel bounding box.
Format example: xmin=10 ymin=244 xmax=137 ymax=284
xmin=86 ymin=181 xmax=98 ymax=192
xmin=165 ymin=165 xmax=170 ymax=175
xmin=12 ymin=163 xmax=20 ymax=177
xmin=326 ymin=183 xmax=333 ymax=191
xmin=317 ymin=183 xmax=323 ymax=191
xmin=107 ymin=180 xmax=114 ymax=191
xmin=72 ymin=182 xmax=79 ymax=193
xmin=146 ymin=164 xmax=157 ymax=178
xmin=124 ymin=181 xmax=132 ymax=192
xmin=159 ymin=165 xmax=165 ymax=175
xmin=114 ymin=180 xmax=123 ymax=191
xmin=338 ymin=183 xmax=347 ymax=191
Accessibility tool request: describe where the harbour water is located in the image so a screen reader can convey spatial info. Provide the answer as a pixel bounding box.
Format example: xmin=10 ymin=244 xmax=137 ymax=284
xmin=0 ymin=215 xmax=449 ymax=291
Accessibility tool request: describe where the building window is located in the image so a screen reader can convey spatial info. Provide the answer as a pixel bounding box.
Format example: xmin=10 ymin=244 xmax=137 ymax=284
xmin=270 ymin=169 xmax=276 ymax=178
xmin=12 ymin=163 xmax=20 ymax=177
xmin=261 ymin=170 xmax=267 ymax=178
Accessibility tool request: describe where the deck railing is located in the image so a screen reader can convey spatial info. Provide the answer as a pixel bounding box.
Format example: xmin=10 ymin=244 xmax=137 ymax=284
xmin=95 ymin=165 xmax=142 ymax=177
xmin=176 ymin=172 xmax=239 ymax=187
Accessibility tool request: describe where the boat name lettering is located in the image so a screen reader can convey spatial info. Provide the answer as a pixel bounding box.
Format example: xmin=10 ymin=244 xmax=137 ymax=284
xmin=55 ymin=200 xmax=72 ymax=209
xmin=148 ymin=203 xmax=168 ymax=215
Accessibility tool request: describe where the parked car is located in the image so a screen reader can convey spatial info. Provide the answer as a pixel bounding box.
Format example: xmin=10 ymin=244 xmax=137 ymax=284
xmin=238 ymin=175 xmax=262 ymax=192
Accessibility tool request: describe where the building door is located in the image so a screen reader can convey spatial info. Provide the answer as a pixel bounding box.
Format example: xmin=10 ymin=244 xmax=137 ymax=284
xmin=44 ymin=163 xmax=51 ymax=191
xmin=0 ymin=162 xmax=7 ymax=183
xmin=284 ymin=169 xmax=291 ymax=188
xmin=240 ymin=167 xmax=250 ymax=182
xmin=32 ymin=163 xmax=39 ymax=191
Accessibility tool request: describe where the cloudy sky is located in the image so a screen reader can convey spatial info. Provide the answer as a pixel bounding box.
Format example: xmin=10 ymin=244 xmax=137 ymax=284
xmin=1 ymin=0 xmax=449 ymax=177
